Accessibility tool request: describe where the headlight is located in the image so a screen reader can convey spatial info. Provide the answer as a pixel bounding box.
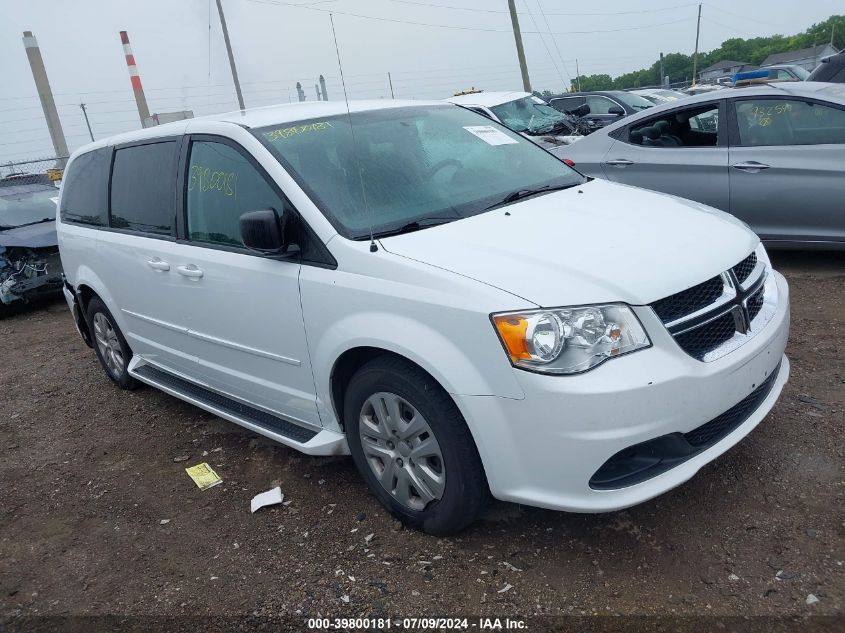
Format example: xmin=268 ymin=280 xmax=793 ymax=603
xmin=492 ymin=304 xmax=650 ymax=375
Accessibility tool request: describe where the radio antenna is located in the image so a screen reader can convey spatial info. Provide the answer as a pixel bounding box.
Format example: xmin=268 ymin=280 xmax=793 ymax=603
xmin=330 ymin=14 xmax=377 ymax=253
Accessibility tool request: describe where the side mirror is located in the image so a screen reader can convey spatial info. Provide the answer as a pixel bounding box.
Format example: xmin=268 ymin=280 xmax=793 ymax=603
xmin=608 ymin=105 xmax=625 ymax=116
xmin=240 ymin=208 xmax=287 ymax=254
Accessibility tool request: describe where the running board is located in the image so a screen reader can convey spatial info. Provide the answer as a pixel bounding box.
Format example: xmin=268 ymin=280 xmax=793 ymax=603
xmin=129 ymin=361 xmax=349 ymax=456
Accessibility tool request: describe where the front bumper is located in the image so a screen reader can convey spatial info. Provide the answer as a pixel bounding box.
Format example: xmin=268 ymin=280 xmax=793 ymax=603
xmin=455 ymin=271 xmax=790 ymax=512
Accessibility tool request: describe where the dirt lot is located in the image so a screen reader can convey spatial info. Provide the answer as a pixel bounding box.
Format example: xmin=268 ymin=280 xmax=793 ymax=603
xmin=1 ymin=251 xmax=842 ymax=628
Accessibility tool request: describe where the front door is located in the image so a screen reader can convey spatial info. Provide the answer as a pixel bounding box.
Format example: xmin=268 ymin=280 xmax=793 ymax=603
xmin=172 ymin=136 xmax=321 ymax=428
xmin=599 ymin=100 xmax=730 ymax=211
xmin=728 ymin=96 xmax=845 ymax=244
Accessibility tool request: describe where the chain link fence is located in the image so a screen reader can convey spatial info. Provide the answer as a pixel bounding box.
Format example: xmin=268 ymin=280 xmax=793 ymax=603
xmin=0 ymin=156 xmax=69 ymax=186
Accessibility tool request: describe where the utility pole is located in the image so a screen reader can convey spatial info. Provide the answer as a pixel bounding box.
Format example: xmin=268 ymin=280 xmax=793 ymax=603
xmin=659 ymin=52 xmax=666 ymax=87
xmin=575 ymin=58 xmax=581 ymax=92
xmin=119 ymin=31 xmax=151 ymax=125
xmin=691 ymin=3 xmax=702 ymax=87
xmin=79 ymin=103 xmax=94 ymax=142
xmin=507 ymin=0 xmax=531 ymax=93
xmin=319 ymin=74 xmax=328 ymax=101
xmin=21 ymin=31 xmax=68 ymax=158
xmin=388 ymin=72 xmax=395 ymax=99
xmin=215 ymin=0 xmax=245 ymax=110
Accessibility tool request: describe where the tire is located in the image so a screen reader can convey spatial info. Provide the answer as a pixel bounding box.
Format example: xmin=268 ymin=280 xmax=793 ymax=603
xmin=85 ymin=296 xmax=138 ymax=390
xmin=344 ymin=356 xmax=489 ymax=535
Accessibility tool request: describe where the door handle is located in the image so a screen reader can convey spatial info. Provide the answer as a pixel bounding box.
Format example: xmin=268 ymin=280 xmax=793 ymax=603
xmin=146 ymin=258 xmax=170 ymax=272
xmin=732 ymin=161 xmax=771 ymax=172
xmin=176 ymin=264 xmax=204 ymax=279
xmin=604 ymin=158 xmax=634 ymax=167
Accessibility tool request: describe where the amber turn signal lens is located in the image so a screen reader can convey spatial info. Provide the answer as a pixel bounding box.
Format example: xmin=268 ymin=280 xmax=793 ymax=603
xmin=493 ymin=315 xmax=531 ymax=362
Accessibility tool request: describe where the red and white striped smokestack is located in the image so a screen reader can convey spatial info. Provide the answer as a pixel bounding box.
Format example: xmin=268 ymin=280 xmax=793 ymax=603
xmin=120 ymin=31 xmax=150 ymax=125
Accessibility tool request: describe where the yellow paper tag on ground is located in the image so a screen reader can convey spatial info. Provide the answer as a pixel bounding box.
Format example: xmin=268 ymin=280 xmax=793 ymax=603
xmin=185 ymin=463 xmax=222 ymax=490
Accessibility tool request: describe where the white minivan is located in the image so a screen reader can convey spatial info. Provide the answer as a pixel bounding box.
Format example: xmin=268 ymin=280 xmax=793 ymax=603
xmin=57 ymin=100 xmax=790 ymax=534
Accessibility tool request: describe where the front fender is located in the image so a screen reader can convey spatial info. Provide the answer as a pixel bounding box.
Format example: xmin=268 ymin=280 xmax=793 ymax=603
xmin=307 ymin=309 xmax=526 ymax=430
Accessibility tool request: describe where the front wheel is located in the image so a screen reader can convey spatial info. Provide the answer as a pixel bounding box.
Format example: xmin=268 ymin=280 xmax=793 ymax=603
xmin=344 ymin=356 xmax=489 ymax=535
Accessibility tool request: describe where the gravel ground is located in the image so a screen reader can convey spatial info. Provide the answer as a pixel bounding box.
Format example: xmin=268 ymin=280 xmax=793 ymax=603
xmin=1 ymin=251 xmax=842 ymax=629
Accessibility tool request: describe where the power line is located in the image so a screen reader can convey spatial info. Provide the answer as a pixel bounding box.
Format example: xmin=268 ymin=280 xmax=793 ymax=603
xmin=535 ymin=0 xmax=572 ymax=87
xmin=382 ymin=0 xmax=700 ymax=17
xmin=246 ymin=0 xmax=694 ymax=35
xmin=700 ymin=16 xmax=756 ymax=38
xmin=519 ymin=0 xmax=567 ymax=89
xmin=703 ymin=3 xmax=792 ymax=31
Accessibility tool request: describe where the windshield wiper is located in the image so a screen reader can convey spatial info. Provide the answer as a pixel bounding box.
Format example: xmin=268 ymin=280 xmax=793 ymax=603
xmin=369 ymin=216 xmax=456 ymax=239
xmin=484 ymin=183 xmax=578 ymax=211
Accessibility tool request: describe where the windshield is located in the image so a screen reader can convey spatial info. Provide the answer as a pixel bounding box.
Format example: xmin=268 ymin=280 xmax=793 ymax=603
xmin=255 ymin=105 xmax=584 ymax=239
xmin=489 ymin=96 xmax=571 ymax=134
xmin=0 ymin=184 xmax=58 ymax=229
xmin=613 ymin=92 xmax=655 ymax=111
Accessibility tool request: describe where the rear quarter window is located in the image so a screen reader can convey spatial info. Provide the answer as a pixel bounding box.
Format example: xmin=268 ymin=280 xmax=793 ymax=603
xmin=109 ymin=141 xmax=178 ymax=236
xmin=60 ymin=148 xmax=110 ymax=226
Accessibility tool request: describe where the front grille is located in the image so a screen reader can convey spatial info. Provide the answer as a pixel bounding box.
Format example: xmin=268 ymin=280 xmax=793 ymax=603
xmin=747 ymin=285 xmax=765 ymax=322
xmin=684 ymin=361 xmax=781 ymax=447
xmin=733 ymin=252 xmax=757 ymax=284
xmin=651 ymin=275 xmax=724 ymax=324
xmin=673 ymin=312 xmax=737 ymax=361
xmin=649 ymin=250 xmax=772 ymax=362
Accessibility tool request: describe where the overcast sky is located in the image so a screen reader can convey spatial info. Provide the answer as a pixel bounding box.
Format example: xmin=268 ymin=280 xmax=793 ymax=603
xmin=1 ymin=0 xmax=840 ymax=162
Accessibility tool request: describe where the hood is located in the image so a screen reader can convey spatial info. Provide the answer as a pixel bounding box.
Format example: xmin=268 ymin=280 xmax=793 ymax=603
xmin=0 ymin=220 xmax=58 ymax=248
xmin=379 ymin=179 xmax=758 ymax=307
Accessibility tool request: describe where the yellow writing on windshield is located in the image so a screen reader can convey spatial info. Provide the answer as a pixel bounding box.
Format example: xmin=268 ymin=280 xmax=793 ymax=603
xmin=750 ymin=103 xmax=792 ymax=117
xmin=263 ymin=121 xmax=333 ymax=141
xmin=188 ymin=165 xmax=237 ymax=198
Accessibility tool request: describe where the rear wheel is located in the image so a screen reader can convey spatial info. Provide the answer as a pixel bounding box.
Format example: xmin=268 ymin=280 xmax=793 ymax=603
xmin=344 ymin=356 xmax=489 ymax=535
xmin=86 ymin=297 xmax=138 ymax=390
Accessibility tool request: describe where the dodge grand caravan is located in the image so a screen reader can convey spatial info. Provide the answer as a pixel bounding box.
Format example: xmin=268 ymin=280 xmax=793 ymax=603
xmin=57 ymin=101 xmax=790 ymax=535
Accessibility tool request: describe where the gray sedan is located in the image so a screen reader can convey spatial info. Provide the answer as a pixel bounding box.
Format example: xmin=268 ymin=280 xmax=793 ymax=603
xmin=560 ymin=82 xmax=845 ymax=249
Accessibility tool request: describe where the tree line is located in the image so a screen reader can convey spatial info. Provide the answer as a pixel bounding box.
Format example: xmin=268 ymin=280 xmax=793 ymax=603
xmin=536 ymin=14 xmax=843 ymax=94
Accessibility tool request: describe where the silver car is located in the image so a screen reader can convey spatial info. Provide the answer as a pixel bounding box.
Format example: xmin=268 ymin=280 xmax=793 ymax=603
xmin=561 ymin=82 xmax=845 ymax=249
